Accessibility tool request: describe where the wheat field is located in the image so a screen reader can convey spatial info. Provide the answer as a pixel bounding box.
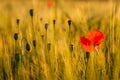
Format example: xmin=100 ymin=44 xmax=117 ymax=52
xmin=0 ymin=0 xmax=120 ymax=80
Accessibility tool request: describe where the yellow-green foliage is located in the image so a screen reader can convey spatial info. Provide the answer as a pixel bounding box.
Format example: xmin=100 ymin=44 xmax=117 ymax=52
xmin=0 ymin=0 xmax=120 ymax=80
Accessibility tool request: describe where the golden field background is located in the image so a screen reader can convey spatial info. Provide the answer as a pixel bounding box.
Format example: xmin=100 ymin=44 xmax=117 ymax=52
xmin=0 ymin=0 xmax=120 ymax=80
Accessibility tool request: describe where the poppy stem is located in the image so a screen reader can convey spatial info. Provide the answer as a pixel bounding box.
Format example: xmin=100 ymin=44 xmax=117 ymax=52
xmin=16 ymin=19 xmax=20 ymax=34
xmin=85 ymin=52 xmax=90 ymax=80
xmin=94 ymin=53 xmax=98 ymax=80
xmin=68 ymin=20 xmax=72 ymax=44
xmin=53 ymin=19 xmax=56 ymax=41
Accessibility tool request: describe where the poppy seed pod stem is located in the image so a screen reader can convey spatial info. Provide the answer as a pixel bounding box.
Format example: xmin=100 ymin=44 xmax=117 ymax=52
xmin=53 ymin=19 xmax=56 ymax=41
xmin=85 ymin=52 xmax=90 ymax=80
xmin=44 ymin=23 xmax=48 ymax=53
xmin=86 ymin=52 xmax=90 ymax=60
xmin=68 ymin=20 xmax=72 ymax=43
xmin=47 ymin=43 xmax=51 ymax=52
xmin=45 ymin=23 xmax=48 ymax=43
xmin=16 ymin=19 xmax=20 ymax=34
xmin=31 ymin=14 xmax=36 ymax=39
xmin=14 ymin=33 xmax=19 ymax=57
xmin=69 ymin=44 xmax=74 ymax=52
xmin=29 ymin=9 xmax=36 ymax=42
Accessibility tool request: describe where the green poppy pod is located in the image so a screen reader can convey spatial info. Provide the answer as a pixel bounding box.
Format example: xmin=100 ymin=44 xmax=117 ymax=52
xmin=14 ymin=33 xmax=18 ymax=40
xmin=26 ymin=43 xmax=30 ymax=51
xmin=53 ymin=19 xmax=56 ymax=25
xmin=45 ymin=23 xmax=48 ymax=31
xmin=29 ymin=9 xmax=34 ymax=17
xmin=16 ymin=19 xmax=20 ymax=25
xmin=68 ymin=20 xmax=72 ymax=27
xmin=15 ymin=53 xmax=21 ymax=62
xmin=33 ymin=40 xmax=36 ymax=47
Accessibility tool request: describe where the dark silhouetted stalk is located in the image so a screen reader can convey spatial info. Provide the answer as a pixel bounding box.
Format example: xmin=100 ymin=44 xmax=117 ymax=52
xmin=68 ymin=20 xmax=72 ymax=43
xmin=94 ymin=53 xmax=98 ymax=80
xmin=69 ymin=44 xmax=75 ymax=58
xmin=53 ymin=19 xmax=56 ymax=41
xmin=69 ymin=44 xmax=73 ymax=53
xmin=16 ymin=19 xmax=20 ymax=34
xmin=2 ymin=61 xmax=8 ymax=80
xmin=13 ymin=33 xmax=21 ymax=80
xmin=54 ymin=0 xmax=57 ymax=20
xmin=29 ymin=9 xmax=36 ymax=48
xmin=44 ymin=23 xmax=49 ymax=64
xmin=45 ymin=23 xmax=48 ymax=47
xmin=14 ymin=33 xmax=18 ymax=54
xmin=47 ymin=43 xmax=51 ymax=52
xmin=85 ymin=52 xmax=90 ymax=80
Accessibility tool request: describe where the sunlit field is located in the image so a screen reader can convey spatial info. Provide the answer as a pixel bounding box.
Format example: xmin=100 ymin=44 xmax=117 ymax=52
xmin=0 ymin=0 xmax=120 ymax=80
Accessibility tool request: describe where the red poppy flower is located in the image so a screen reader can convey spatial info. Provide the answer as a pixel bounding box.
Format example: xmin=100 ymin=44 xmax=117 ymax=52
xmin=80 ymin=36 xmax=94 ymax=52
xmin=80 ymin=30 xmax=104 ymax=52
xmin=47 ymin=0 xmax=53 ymax=7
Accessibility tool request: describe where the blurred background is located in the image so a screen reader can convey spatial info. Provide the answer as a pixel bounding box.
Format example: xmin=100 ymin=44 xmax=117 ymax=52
xmin=0 ymin=0 xmax=120 ymax=29
xmin=0 ymin=0 xmax=120 ymax=80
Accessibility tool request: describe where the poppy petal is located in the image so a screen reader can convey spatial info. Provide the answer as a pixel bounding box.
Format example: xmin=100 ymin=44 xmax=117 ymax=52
xmin=87 ymin=30 xmax=104 ymax=45
xmin=80 ymin=37 xmax=94 ymax=52
xmin=47 ymin=0 xmax=53 ymax=7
